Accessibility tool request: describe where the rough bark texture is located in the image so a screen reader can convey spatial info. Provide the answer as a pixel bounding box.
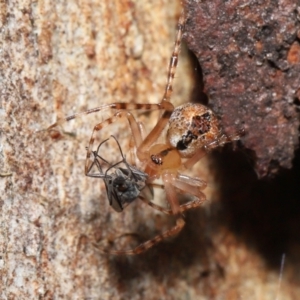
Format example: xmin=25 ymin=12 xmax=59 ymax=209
xmin=184 ymin=0 xmax=300 ymax=177
xmin=1 ymin=0 xmax=300 ymax=299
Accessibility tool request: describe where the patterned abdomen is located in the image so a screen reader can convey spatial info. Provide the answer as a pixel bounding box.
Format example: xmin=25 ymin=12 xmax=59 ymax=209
xmin=167 ymin=103 xmax=222 ymax=158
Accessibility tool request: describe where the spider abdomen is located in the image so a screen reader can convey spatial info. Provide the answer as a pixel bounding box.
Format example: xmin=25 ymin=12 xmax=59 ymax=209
xmin=167 ymin=103 xmax=222 ymax=158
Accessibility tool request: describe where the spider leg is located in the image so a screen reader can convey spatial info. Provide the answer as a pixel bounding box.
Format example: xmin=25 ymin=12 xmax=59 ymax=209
xmin=176 ymin=173 xmax=207 ymax=190
xmin=94 ymin=217 xmax=185 ymax=255
xmin=183 ymin=148 xmax=207 ymax=169
xmin=139 ymin=174 xmax=206 ymax=214
xmin=137 ymin=100 xmax=174 ymax=160
xmin=162 ymin=9 xmax=185 ymax=102
xmin=137 ymin=121 xmax=146 ymax=140
xmin=136 ymin=10 xmax=186 ymax=158
xmin=44 ymin=102 xmax=166 ymax=133
xmin=45 ymin=100 xmax=174 ymax=165
xmin=139 ymin=194 xmax=205 ymax=215
xmin=138 ymin=196 xmax=174 ymax=214
xmin=129 ymin=135 xmax=137 ymax=166
xmin=130 ymin=8 xmax=185 ymax=162
xmin=184 ymin=129 xmax=244 ymax=169
xmin=170 ymin=173 xmax=207 ymax=212
xmin=129 ymin=121 xmax=145 ymax=166
xmin=204 ymin=130 xmax=244 ymax=151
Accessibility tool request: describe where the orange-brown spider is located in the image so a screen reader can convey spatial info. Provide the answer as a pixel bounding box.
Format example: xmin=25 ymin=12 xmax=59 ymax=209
xmin=46 ymin=10 xmax=242 ymax=255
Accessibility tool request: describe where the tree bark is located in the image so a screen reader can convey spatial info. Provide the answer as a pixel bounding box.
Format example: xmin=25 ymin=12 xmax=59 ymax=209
xmin=1 ymin=0 xmax=300 ymax=299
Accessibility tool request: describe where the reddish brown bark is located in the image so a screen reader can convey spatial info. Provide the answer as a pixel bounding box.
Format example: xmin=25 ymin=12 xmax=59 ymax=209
xmin=184 ymin=0 xmax=300 ymax=177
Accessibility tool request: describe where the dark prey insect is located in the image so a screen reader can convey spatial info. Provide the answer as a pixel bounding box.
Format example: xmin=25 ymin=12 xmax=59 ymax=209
xmin=86 ymin=135 xmax=149 ymax=212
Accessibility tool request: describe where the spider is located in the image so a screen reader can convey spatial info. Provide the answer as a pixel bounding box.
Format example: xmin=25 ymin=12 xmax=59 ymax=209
xmin=46 ymin=10 xmax=243 ymax=255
